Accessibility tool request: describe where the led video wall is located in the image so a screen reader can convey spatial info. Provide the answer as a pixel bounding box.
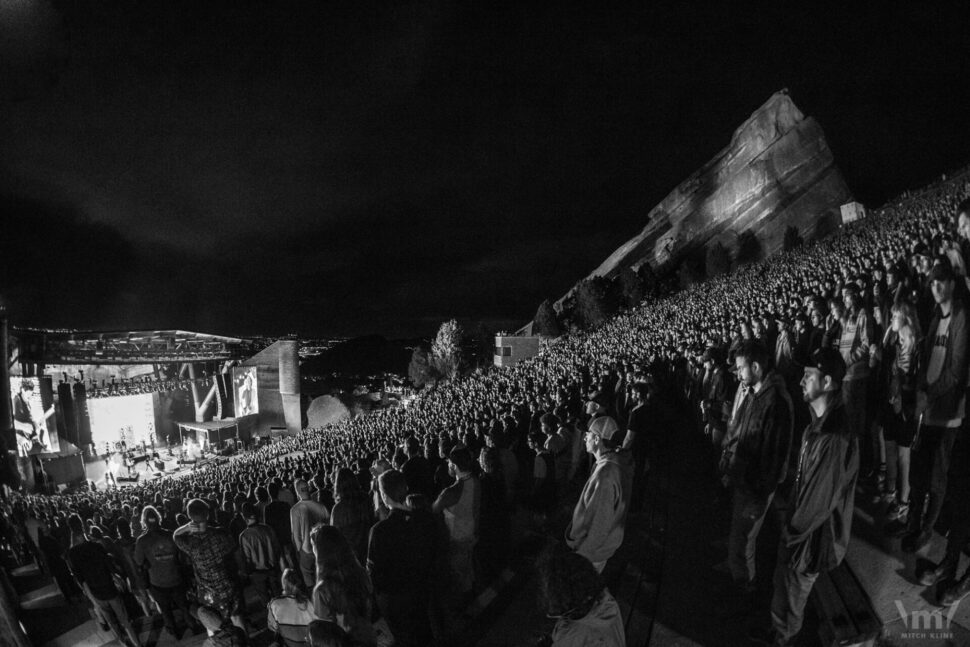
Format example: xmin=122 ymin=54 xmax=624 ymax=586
xmin=87 ymin=393 xmax=156 ymax=450
xmin=233 ymin=366 xmax=259 ymax=416
xmin=10 ymin=376 xmax=60 ymax=457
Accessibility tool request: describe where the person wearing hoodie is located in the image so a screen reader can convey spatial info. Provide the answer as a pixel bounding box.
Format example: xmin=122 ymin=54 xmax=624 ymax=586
xmin=565 ymin=411 xmax=633 ymax=573
xmin=721 ymin=340 xmax=794 ymax=601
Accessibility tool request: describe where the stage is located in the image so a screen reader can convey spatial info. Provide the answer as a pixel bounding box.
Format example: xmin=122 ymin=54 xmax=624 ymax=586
xmin=82 ymin=443 xmax=200 ymax=489
xmin=80 ymin=440 xmax=271 ymax=490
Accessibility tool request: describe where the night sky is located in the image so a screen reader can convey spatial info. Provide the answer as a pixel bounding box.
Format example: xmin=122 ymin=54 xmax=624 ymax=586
xmin=3 ymin=2 xmax=970 ymax=338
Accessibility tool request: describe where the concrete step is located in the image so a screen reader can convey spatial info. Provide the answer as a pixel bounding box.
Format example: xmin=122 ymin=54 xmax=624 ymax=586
xmin=10 ymin=563 xmax=41 ymax=578
xmin=19 ymin=582 xmax=64 ymax=610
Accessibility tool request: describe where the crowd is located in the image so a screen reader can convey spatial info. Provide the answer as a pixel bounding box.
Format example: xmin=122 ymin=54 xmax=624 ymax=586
xmin=2 ymin=170 xmax=970 ymax=647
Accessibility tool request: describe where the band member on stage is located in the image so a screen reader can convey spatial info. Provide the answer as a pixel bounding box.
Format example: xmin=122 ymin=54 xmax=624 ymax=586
xmin=124 ymin=451 xmax=135 ymax=477
xmin=237 ymin=370 xmax=256 ymax=416
xmin=12 ymin=379 xmax=53 ymax=455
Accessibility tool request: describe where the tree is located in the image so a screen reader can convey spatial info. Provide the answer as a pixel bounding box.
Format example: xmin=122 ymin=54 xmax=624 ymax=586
xmin=533 ymin=299 xmax=562 ymax=337
xmin=783 ymin=225 xmax=804 ymax=252
xmin=706 ymin=241 xmax=731 ymax=277
xmin=677 ymin=248 xmax=706 ymax=288
xmin=407 ymin=347 xmax=437 ymax=387
xmin=637 ymin=263 xmax=659 ymax=298
xmin=431 ymin=319 xmax=463 ymax=380
xmin=618 ymin=267 xmax=645 ymax=309
xmin=735 ymin=229 xmax=763 ymax=265
xmin=573 ymin=277 xmax=615 ymax=330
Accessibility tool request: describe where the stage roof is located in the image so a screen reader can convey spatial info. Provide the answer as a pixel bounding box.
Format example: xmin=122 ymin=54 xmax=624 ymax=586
xmin=14 ymin=329 xmax=254 ymax=365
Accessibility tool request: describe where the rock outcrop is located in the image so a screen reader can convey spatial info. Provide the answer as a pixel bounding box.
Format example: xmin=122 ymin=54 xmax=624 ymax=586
xmin=564 ymin=90 xmax=851 ymax=298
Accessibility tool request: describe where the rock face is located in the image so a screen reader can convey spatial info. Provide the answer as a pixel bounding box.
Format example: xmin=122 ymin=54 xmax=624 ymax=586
xmin=570 ymin=91 xmax=851 ymax=292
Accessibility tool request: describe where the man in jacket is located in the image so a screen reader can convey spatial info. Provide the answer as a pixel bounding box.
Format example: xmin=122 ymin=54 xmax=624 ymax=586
xmin=566 ymin=415 xmax=633 ymax=573
xmin=751 ymin=348 xmax=858 ymax=646
xmin=904 ymin=262 xmax=968 ymax=554
xmin=699 ymin=346 xmax=730 ymax=448
xmin=135 ymin=505 xmax=201 ymax=638
xmin=722 ymin=341 xmax=793 ymax=596
xmin=238 ymin=502 xmax=281 ymax=610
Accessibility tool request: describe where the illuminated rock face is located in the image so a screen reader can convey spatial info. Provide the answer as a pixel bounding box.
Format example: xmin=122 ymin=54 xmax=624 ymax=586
xmin=582 ymin=91 xmax=851 ymax=283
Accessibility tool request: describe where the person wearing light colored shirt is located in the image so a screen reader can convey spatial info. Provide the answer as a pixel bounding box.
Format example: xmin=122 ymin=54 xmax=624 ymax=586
xmin=290 ymin=479 xmax=330 ymax=588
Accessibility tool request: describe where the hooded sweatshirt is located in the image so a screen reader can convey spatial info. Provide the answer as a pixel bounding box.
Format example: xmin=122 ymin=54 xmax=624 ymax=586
xmin=565 ymin=449 xmax=633 ymax=564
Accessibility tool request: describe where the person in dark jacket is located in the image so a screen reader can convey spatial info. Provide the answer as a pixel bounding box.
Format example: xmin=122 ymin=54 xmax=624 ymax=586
xmin=135 ymin=505 xmax=201 ymax=638
xmin=367 ymin=470 xmax=437 ymax=647
xmin=750 ymin=348 xmax=858 ymax=646
xmin=904 ymin=262 xmax=968 ymax=554
xmin=722 ymin=341 xmax=793 ymax=598
xmin=699 ymin=346 xmax=730 ymax=448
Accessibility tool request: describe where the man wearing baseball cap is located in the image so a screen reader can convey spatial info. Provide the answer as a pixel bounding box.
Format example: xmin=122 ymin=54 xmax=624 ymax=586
xmin=565 ymin=412 xmax=633 ymax=573
xmin=751 ymin=348 xmax=858 ymax=646
xmin=905 ymin=260 xmax=969 ymax=556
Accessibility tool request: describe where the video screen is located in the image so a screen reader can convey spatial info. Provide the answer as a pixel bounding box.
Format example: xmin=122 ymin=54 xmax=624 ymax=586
xmin=88 ymin=393 xmax=156 ymax=452
xmin=10 ymin=376 xmax=60 ymax=457
xmin=233 ymin=366 xmax=259 ymax=416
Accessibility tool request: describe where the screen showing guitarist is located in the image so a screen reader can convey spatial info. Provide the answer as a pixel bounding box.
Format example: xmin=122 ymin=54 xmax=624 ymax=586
xmin=12 ymin=378 xmax=56 ymax=457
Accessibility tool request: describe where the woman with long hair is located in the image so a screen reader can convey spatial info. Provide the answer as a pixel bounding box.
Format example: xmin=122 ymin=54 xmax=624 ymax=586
xmin=330 ymin=468 xmax=373 ymax=563
xmin=267 ymin=568 xmax=316 ymax=647
xmin=882 ymin=300 xmax=921 ymax=534
xmin=537 ymin=542 xmax=625 ymax=646
xmin=310 ymin=524 xmax=377 ymax=647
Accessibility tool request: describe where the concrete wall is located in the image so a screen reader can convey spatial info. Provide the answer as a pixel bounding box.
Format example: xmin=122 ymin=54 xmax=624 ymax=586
xmin=494 ymin=336 xmax=541 ymax=368
xmin=241 ymin=340 xmax=301 ymax=435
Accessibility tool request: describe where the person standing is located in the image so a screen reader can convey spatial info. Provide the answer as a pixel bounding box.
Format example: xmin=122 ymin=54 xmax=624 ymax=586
xmin=698 ymin=348 xmax=730 ymax=449
xmin=401 ymin=437 xmax=435 ymax=500
xmin=432 ymin=447 xmax=481 ymax=601
xmin=838 ymin=284 xmax=874 ymax=475
xmin=135 ymin=505 xmax=201 ymax=639
xmin=290 ymin=478 xmax=331 ymax=588
xmin=624 ymin=380 xmax=656 ymax=513
xmin=110 ymin=518 xmax=154 ymax=617
xmin=238 ymin=502 xmax=282 ymax=611
xmin=721 ymin=341 xmax=793 ymax=599
xmin=750 ymin=348 xmax=859 ymax=646
xmin=565 ymin=419 xmax=632 ymax=573
xmin=367 ymin=470 xmax=438 ymax=647
xmin=173 ymin=499 xmax=247 ymax=634
xmin=263 ymin=481 xmax=295 ymax=570
xmin=66 ymin=513 xmax=142 ymax=647
xmin=904 ymin=262 xmax=968 ymax=554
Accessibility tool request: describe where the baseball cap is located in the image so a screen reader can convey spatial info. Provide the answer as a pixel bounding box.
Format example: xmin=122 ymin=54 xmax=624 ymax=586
xmin=587 ymin=415 xmax=619 ymax=441
xmin=585 ymin=401 xmax=605 ymax=416
xmin=806 ymin=348 xmax=846 ymax=385
xmin=929 ymin=262 xmax=956 ymax=283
